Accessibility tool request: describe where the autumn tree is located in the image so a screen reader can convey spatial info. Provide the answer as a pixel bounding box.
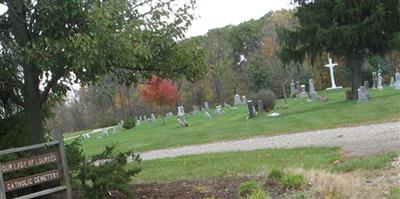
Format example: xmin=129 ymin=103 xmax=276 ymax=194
xmin=279 ymin=0 xmax=400 ymax=100
xmin=139 ymin=76 xmax=179 ymax=123
xmin=0 ymin=0 xmax=205 ymax=146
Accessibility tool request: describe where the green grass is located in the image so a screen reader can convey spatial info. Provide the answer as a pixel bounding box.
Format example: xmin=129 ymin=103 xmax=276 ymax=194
xmin=133 ymin=147 xmax=341 ymax=183
xmin=74 ymin=88 xmax=400 ymax=155
xmin=331 ymin=152 xmax=397 ymax=172
xmin=132 ymin=148 xmax=397 ymax=183
xmin=390 ymin=187 xmax=400 ymax=199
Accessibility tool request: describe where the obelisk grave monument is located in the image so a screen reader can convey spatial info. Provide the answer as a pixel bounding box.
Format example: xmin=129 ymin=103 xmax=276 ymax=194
xmin=325 ymin=54 xmax=342 ymax=90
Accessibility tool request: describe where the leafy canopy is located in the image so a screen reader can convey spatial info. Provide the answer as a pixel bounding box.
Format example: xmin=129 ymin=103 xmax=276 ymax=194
xmin=279 ymin=0 xmax=400 ymax=64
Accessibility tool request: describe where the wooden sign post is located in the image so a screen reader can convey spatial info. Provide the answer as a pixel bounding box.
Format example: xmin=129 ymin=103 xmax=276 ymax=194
xmin=0 ymin=133 xmax=72 ymax=199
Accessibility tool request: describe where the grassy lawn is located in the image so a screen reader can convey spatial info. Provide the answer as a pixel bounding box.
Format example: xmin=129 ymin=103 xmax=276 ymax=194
xmin=74 ymin=88 xmax=400 ymax=155
xmin=132 ymin=147 xmax=397 ymax=183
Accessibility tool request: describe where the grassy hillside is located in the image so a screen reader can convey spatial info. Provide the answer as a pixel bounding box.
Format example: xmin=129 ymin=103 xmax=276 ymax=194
xmin=71 ymin=88 xmax=400 ymax=155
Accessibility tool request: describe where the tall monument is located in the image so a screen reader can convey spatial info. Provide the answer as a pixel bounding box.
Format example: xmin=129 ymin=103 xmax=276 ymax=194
xmin=325 ymin=54 xmax=342 ymax=90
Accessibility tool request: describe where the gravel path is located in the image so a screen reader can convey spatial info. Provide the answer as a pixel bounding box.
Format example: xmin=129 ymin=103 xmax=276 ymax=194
xmin=140 ymin=121 xmax=400 ymax=160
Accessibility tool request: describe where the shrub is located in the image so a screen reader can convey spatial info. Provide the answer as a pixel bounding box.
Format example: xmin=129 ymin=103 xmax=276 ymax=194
xmin=282 ymin=173 xmax=305 ymax=189
xmin=123 ymin=118 xmax=136 ymax=129
xmin=238 ymin=180 xmax=262 ymax=198
xmin=250 ymin=89 xmax=276 ymax=112
xmin=65 ymin=140 xmax=141 ymax=199
xmin=246 ymin=189 xmax=271 ymax=199
xmin=267 ymin=168 xmax=284 ymax=184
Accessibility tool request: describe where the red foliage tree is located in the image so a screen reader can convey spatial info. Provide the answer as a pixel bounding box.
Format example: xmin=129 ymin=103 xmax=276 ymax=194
xmin=139 ymin=76 xmax=179 ymax=123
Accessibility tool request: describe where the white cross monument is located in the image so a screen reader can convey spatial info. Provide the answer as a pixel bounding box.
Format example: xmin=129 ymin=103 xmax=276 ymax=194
xmin=325 ymin=54 xmax=342 ymax=90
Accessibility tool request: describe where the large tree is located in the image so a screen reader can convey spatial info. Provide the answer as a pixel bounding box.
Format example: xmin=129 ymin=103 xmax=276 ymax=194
xmin=279 ymin=0 xmax=400 ymax=99
xmin=0 ymin=0 xmax=205 ymax=145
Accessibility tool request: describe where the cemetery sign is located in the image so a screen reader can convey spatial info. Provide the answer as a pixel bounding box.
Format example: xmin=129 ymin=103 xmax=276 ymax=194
xmin=0 ymin=133 xmax=72 ymax=199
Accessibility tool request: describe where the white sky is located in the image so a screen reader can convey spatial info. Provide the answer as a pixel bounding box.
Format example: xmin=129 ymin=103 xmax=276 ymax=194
xmin=185 ymin=0 xmax=293 ymax=38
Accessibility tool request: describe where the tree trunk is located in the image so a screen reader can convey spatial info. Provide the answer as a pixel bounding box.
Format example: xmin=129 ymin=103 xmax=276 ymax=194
xmin=23 ymin=67 xmax=45 ymax=145
xmin=349 ymin=54 xmax=363 ymax=100
xmin=281 ymin=84 xmax=287 ymax=104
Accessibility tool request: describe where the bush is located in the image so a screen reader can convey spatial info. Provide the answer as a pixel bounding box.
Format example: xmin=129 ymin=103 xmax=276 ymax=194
xmin=65 ymin=140 xmax=141 ymax=199
xmin=282 ymin=173 xmax=305 ymax=189
xmin=267 ymin=168 xmax=284 ymax=184
xmin=250 ymin=90 xmax=276 ymax=112
xmin=238 ymin=180 xmax=262 ymax=198
xmin=123 ymin=118 xmax=136 ymax=129
xmin=246 ymin=189 xmax=271 ymax=199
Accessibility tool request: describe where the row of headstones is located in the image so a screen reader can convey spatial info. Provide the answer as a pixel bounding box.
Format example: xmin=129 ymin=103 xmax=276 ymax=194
xmin=290 ymin=79 xmax=320 ymax=101
xmin=82 ymin=120 xmax=125 ymax=139
xmin=358 ymin=70 xmax=400 ymax=102
xmin=233 ymin=94 xmax=247 ymax=106
xmin=176 ymin=101 xmax=241 ymax=128
xmin=136 ymin=114 xmax=157 ymax=126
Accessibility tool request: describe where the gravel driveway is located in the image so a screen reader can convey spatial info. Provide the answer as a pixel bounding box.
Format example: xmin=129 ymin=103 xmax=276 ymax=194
xmin=140 ymin=121 xmax=400 ymax=160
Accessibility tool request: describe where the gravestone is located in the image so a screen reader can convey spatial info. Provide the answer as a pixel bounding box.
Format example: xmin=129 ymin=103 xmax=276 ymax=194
xmin=300 ymin=84 xmax=308 ymax=98
xmin=390 ymin=77 xmax=395 ymax=88
xmin=358 ymin=86 xmax=369 ymax=102
xmin=151 ymin=113 xmax=156 ymax=122
xmin=204 ymin=102 xmax=210 ymax=111
xmin=82 ymin=133 xmax=91 ymax=139
xmin=377 ymin=72 xmax=384 ymax=90
xmin=247 ymin=100 xmax=255 ymax=118
xmin=215 ymin=105 xmax=224 ymax=115
xmin=364 ymin=80 xmax=369 ymax=89
xmin=241 ymin=96 xmax=247 ymax=105
xmin=101 ymin=128 xmax=108 ymax=137
xmin=224 ymin=102 xmax=232 ymax=108
xmin=234 ymin=94 xmax=242 ymax=105
xmin=395 ymin=69 xmax=400 ymax=90
xmin=257 ymin=100 xmax=264 ymax=115
xmin=117 ymin=120 xmax=124 ymax=130
xmin=324 ymin=54 xmax=342 ymax=89
xmin=177 ymin=106 xmax=188 ymax=128
xmin=136 ymin=119 xmax=141 ymax=126
xmin=192 ymin=105 xmax=200 ymax=114
xmin=372 ymin=72 xmax=378 ymax=89
xmin=143 ymin=115 xmax=147 ymax=121
xmin=205 ymin=111 xmax=212 ymax=119
xmin=139 ymin=116 xmax=143 ymax=121
xmin=290 ymin=80 xmax=296 ymax=97
xmin=295 ymin=81 xmax=302 ymax=98
xmin=309 ymin=79 xmax=319 ymax=100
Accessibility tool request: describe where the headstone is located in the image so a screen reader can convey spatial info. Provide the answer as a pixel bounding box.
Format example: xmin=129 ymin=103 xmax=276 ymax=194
xmin=300 ymin=84 xmax=308 ymax=98
xmin=377 ymin=72 xmax=383 ymax=90
xmin=390 ymin=77 xmax=395 ymax=88
xmin=308 ymin=79 xmax=319 ymax=100
xmin=117 ymin=120 xmax=124 ymax=130
xmin=143 ymin=115 xmax=147 ymax=121
xmin=372 ymin=72 xmax=378 ymax=89
xmin=290 ymin=80 xmax=296 ymax=97
xmin=358 ymin=86 xmax=369 ymax=102
xmin=324 ymin=54 xmax=342 ymax=89
xmin=234 ymin=94 xmax=242 ymax=105
xmin=192 ymin=105 xmax=200 ymax=114
xmin=82 ymin=133 xmax=91 ymax=139
xmin=204 ymin=102 xmax=210 ymax=111
xmin=364 ymin=80 xmax=369 ymax=89
xmin=101 ymin=128 xmax=108 ymax=137
xmin=205 ymin=111 xmax=212 ymax=119
xmin=295 ymin=81 xmax=302 ymax=98
xmin=241 ymin=96 xmax=247 ymax=104
xmin=139 ymin=116 xmax=143 ymax=121
xmin=395 ymin=69 xmax=400 ymax=90
xmin=257 ymin=100 xmax=264 ymax=115
xmin=151 ymin=113 xmax=156 ymax=122
xmin=224 ymin=102 xmax=232 ymax=108
xmin=215 ymin=105 xmax=224 ymax=115
xmin=247 ymin=100 xmax=255 ymax=118
xmin=177 ymin=106 xmax=188 ymax=128
xmin=136 ymin=119 xmax=141 ymax=126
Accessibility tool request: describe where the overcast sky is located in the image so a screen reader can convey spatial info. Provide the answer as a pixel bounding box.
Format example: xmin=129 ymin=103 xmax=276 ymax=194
xmin=185 ymin=0 xmax=293 ymax=38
